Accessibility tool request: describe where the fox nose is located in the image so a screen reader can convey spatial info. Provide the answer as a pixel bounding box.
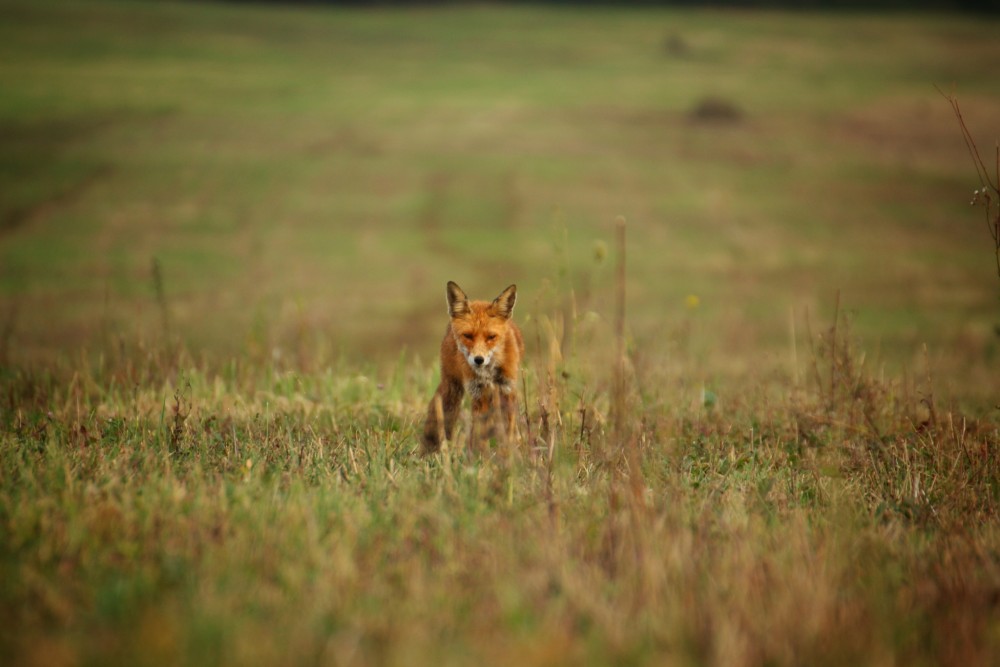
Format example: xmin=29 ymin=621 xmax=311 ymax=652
xmin=473 ymin=356 xmax=485 ymax=366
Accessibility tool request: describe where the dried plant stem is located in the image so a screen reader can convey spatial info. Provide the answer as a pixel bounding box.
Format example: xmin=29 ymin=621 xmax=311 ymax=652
xmin=940 ymin=88 xmax=994 ymax=190
xmin=609 ymin=213 xmax=646 ymax=510
xmin=789 ymin=305 xmax=799 ymax=387
xmin=938 ymin=88 xmax=1000 ymax=282
xmin=612 ymin=215 xmax=629 ymax=471
xmin=830 ymin=289 xmax=840 ymax=407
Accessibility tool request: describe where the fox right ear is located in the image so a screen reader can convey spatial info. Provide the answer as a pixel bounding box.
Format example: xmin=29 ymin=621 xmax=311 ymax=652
xmin=446 ymin=281 xmax=469 ymax=317
xmin=492 ymin=284 xmax=517 ymax=319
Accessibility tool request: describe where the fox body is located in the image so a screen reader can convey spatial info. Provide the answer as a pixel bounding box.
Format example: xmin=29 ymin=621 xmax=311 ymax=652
xmin=422 ymin=281 xmax=524 ymax=453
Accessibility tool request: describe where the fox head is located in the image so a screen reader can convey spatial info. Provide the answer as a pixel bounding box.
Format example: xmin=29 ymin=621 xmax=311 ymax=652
xmin=446 ymin=281 xmax=516 ymax=375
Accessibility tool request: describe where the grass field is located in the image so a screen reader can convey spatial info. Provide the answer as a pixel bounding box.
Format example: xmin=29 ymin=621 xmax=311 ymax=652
xmin=2 ymin=1 xmax=1000 ymax=665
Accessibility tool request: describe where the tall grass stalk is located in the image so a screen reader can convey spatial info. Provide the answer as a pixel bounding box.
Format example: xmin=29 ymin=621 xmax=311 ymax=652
xmin=940 ymin=89 xmax=1000 ymax=284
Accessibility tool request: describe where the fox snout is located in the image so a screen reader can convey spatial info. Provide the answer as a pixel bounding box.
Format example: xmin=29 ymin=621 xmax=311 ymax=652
xmin=460 ymin=346 xmax=493 ymax=372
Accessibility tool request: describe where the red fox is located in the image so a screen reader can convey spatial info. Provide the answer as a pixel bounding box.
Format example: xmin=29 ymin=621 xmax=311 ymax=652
xmin=422 ymin=281 xmax=525 ymax=453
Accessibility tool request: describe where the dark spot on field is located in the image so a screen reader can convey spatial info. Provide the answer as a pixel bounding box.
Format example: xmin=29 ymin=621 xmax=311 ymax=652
xmin=688 ymin=96 xmax=745 ymax=124
xmin=663 ymin=33 xmax=690 ymax=58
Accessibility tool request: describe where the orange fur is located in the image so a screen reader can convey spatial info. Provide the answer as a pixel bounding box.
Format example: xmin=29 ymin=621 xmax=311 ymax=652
xmin=422 ymin=281 xmax=524 ymax=453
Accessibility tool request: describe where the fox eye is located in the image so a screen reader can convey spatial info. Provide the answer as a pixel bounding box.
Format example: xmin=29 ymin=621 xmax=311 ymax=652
xmin=462 ymin=333 xmax=474 ymax=341
xmin=486 ymin=334 xmax=497 ymax=341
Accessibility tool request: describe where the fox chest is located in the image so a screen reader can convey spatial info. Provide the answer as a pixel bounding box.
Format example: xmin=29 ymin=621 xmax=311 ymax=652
xmin=465 ymin=368 xmax=514 ymax=401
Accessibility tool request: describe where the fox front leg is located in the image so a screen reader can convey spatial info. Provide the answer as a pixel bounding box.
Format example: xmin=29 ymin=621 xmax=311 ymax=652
xmin=422 ymin=378 xmax=464 ymax=453
xmin=499 ymin=389 xmax=520 ymax=440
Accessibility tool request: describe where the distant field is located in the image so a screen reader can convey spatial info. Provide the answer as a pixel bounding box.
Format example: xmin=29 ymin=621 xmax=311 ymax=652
xmin=1 ymin=1 xmax=999 ymax=666
xmin=1 ymin=1 xmax=998 ymax=390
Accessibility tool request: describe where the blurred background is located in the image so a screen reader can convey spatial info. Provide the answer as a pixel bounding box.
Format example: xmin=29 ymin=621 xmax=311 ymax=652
xmin=1 ymin=0 xmax=998 ymax=407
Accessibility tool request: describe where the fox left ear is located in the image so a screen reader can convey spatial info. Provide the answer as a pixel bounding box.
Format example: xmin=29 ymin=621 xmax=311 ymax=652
xmin=446 ymin=281 xmax=470 ymax=317
xmin=492 ymin=284 xmax=517 ymax=319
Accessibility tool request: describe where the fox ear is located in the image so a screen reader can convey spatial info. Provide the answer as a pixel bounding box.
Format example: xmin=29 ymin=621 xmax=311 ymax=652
xmin=492 ymin=284 xmax=517 ymax=319
xmin=446 ymin=281 xmax=469 ymax=317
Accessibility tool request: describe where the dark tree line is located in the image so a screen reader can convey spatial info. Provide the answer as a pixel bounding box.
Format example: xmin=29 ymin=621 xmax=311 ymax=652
xmin=219 ymin=0 xmax=999 ymax=12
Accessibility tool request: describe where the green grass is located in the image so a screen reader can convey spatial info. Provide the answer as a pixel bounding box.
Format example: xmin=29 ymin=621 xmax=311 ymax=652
xmin=3 ymin=325 xmax=999 ymax=666
xmin=1 ymin=1 xmax=1000 ymax=665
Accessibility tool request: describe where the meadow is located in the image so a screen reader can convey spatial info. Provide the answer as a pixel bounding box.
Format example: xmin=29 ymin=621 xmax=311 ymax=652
xmin=1 ymin=1 xmax=1000 ymax=665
